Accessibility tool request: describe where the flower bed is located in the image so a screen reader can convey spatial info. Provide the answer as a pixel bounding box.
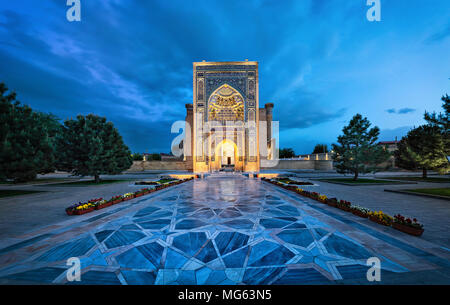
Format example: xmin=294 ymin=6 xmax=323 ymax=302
xmin=392 ymin=214 xmax=424 ymax=236
xmin=261 ymin=177 xmax=424 ymax=236
xmin=65 ymin=177 xmax=194 ymax=216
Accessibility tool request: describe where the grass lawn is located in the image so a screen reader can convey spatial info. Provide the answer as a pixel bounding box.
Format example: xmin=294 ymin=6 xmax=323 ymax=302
xmin=45 ymin=179 xmax=129 ymax=186
xmin=379 ymin=176 xmax=450 ymax=183
xmin=319 ymin=178 xmax=402 ymax=184
xmin=0 ymin=190 xmax=45 ymax=198
xmin=407 ymin=188 xmax=450 ymax=197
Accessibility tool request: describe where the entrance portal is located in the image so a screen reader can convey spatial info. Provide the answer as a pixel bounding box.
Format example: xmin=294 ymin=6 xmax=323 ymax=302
xmin=212 ymin=139 xmax=242 ymax=172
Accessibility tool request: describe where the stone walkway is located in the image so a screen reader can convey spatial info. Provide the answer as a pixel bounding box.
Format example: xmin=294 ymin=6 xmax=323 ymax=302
xmin=0 ymin=174 xmax=449 ymax=285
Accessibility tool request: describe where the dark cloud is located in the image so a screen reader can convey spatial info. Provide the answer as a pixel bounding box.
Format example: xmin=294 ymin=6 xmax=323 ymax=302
xmin=385 ymin=108 xmax=416 ymax=114
xmin=0 ymin=0 xmax=446 ymax=154
xmin=397 ymin=108 xmax=416 ymax=114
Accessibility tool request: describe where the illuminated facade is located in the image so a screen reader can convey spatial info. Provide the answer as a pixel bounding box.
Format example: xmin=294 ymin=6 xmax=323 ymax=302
xmin=184 ymin=61 xmax=275 ymax=173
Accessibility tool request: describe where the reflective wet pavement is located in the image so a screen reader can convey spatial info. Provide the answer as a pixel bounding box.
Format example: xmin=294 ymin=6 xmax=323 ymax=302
xmin=0 ymin=174 xmax=449 ymax=284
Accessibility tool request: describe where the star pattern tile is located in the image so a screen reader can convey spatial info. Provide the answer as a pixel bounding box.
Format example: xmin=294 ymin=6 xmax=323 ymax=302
xmin=0 ymin=174 xmax=434 ymax=285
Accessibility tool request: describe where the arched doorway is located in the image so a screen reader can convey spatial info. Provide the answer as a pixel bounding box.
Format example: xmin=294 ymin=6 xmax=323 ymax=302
xmin=212 ymin=139 xmax=243 ymax=172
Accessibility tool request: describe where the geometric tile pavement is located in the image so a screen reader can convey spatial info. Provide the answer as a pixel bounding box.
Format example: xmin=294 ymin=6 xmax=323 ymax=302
xmin=0 ymin=174 xmax=449 ymax=284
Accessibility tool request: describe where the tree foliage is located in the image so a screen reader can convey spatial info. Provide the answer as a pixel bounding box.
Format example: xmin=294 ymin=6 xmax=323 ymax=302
xmin=56 ymin=114 xmax=133 ymax=183
xmin=396 ymin=95 xmax=449 ymax=177
xmin=395 ymin=125 xmax=447 ymax=178
xmin=132 ymin=153 xmax=143 ymax=161
xmin=279 ymin=148 xmax=295 ymax=159
xmin=332 ymin=114 xmax=391 ymax=180
xmin=0 ymin=83 xmax=58 ymax=182
xmin=312 ymin=144 xmax=328 ymax=154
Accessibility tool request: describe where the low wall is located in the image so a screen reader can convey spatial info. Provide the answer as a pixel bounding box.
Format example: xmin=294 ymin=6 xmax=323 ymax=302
xmin=262 ymin=159 xmax=333 ymax=171
xmin=127 ymin=161 xmax=188 ymax=172
xmin=127 ymin=159 xmax=334 ymax=172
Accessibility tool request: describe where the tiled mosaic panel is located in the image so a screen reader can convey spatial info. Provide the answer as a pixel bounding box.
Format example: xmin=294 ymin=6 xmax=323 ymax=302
xmin=0 ymin=177 xmax=418 ymax=285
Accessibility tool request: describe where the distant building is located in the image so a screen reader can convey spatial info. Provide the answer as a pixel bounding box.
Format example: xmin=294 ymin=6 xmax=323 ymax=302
xmin=378 ymin=140 xmax=399 ymax=168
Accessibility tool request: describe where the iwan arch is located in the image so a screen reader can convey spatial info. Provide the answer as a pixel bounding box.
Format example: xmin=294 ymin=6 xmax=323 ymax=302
xmin=184 ymin=61 xmax=276 ymax=173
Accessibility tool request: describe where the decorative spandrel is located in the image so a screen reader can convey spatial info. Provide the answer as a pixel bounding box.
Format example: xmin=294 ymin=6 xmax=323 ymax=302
xmin=208 ymin=84 xmax=244 ymax=122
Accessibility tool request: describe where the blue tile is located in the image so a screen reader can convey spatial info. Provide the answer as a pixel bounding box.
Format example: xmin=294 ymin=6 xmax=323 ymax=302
xmin=222 ymin=247 xmax=249 ymax=268
xmin=2 ymin=267 xmax=65 ymax=283
xmin=172 ymin=232 xmax=207 ymax=256
xmin=248 ymin=241 xmax=295 ymax=267
xmin=69 ymin=271 xmax=121 ymax=285
xmin=215 ymin=232 xmax=249 ymax=256
xmin=219 ymin=208 xmax=242 ymax=218
xmin=138 ymin=219 xmax=171 ymax=230
xmin=120 ymin=224 xmax=140 ymax=230
xmin=276 ymin=205 xmax=300 ymax=216
xmin=37 ymin=236 xmax=96 ymax=262
xmin=121 ymin=270 xmax=156 ymax=285
xmin=242 ymin=267 xmax=285 ymax=285
xmin=277 ymin=229 xmax=314 ymax=248
xmin=175 ymin=219 xmax=207 ymax=230
xmin=336 ymin=264 xmax=370 ymax=280
xmin=177 ymin=270 xmax=197 ymax=285
xmin=222 ymin=219 xmax=254 ymax=230
xmin=116 ymin=242 xmax=164 ymax=270
xmin=95 ymin=230 xmax=114 ymax=242
xmin=165 ymin=249 xmax=189 ymax=268
xmin=104 ymin=230 xmax=146 ymax=249
xmin=273 ymin=268 xmax=330 ymax=284
xmin=260 ymin=218 xmax=292 ymax=229
xmin=134 ymin=207 xmax=160 ymax=218
xmin=323 ymin=234 xmax=372 ymax=260
xmin=195 ymin=241 xmax=218 ymax=263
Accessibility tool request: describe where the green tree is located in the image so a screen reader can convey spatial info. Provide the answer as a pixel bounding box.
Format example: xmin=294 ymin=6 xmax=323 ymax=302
xmin=132 ymin=152 xmax=143 ymax=161
xmin=0 ymin=83 xmax=58 ymax=182
xmin=332 ymin=114 xmax=391 ymax=180
xmin=56 ymin=114 xmax=133 ymax=183
xmin=150 ymin=153 xmax=161 ymax=161
xmin=395 ymin=95 xmax=449 ymax=177
xmin=279 ymin=148 xmax=295 ymax=159
xmin=312 ymin=144 xmax=328 ymax=154
xmin=395 ymin=125 xmax=448 ymax=178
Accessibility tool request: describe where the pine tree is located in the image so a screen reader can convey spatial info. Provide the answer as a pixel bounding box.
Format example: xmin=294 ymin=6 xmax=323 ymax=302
xmin=396 ymin=95 xmax=449 ymax=177
xmin=312 ymin=144 xmax=328 ymax=154
xmin=56 ymin=114 xmax=132 ymax=183
xmin=0 ymin=83 xmax=57 ymax=182
xmin=332 ymin=114 xmax=391 ymax=180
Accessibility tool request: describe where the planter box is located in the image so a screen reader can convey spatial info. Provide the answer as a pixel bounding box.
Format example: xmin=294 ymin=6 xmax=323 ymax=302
xmin=369 ymin=216 xmax=391 ymax=226
xmin=111 ymin=199 xmax=122 ymax=205
xmin=352 ymin=210 xmax=369 ymax=218
xmin=123 ymin=196 xmax=134 ymax=201
xmin=135 ymin=193 xmax=144 ymax=198
xmin=96 ymin=202 xmax=113 ymax=210
xmin=66 ymin=209 xmax=74 ymax=216
xmin=393 ymin=223 xmax=424 ymax=236
xmin=74 ymin=207 xmax=95 ymax=215
xmin=326 ymin=201 xmax=337 ymax=207
xmin=337 ymin=205 xmax=352 ymax=212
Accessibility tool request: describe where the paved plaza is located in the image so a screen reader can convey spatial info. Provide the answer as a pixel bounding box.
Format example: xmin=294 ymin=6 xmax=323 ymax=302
xmin=0 ymin=174 xmax=449 ymax=285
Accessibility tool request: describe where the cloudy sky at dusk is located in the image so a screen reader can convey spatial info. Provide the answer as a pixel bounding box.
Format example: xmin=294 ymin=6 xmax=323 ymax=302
xmin=0 ymin=0 xmax=449 ymax=154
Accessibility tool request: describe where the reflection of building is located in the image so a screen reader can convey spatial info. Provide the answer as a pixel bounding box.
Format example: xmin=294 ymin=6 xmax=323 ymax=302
xmin=184 ymin=61 xmax=275 ymax=173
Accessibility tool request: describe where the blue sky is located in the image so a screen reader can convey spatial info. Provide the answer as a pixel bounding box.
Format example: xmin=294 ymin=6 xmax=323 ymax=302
xmin=0 ymin=0 xmax=449 ymax=154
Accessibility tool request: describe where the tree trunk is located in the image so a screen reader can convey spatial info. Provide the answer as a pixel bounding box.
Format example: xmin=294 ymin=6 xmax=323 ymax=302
xmin=95 ymin=174 xmax=101 ymax=184
xmin=353 ymin=171 xmax=359 ymax=181
xmin=422 ymin=168 xmax=427 ymax=179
